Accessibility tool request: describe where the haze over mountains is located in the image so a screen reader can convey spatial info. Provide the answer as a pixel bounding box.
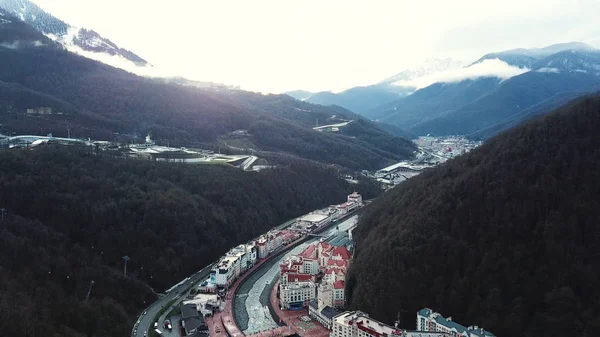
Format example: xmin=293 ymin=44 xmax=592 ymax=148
xmin=290 ymin=42 xmax=600 ymax=140
xmin=2 ymin=2 xmax=600 ymax=337
xmin=0 ymin=7 xmax=415 ymax=170
xmin=286 ymin=58 xmax=465 ymax=114
xmin=3 ymin=0 xmax=598 ymax=143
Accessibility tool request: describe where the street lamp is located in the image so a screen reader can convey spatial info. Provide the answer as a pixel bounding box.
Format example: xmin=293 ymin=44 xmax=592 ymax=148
xmin=86 ymin=280 xmax=95 ymax=302
xmin=123 ymin=256 xmax=130 ymax=277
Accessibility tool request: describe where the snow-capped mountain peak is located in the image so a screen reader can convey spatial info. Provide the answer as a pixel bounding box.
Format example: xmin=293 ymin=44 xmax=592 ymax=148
xmin=533 ymin=49 xmax=600 ymax=74
xmin=0 ymin=0 xmax=148 ymax=67
xmin=379 ymin=58 xmax=466 ymax=86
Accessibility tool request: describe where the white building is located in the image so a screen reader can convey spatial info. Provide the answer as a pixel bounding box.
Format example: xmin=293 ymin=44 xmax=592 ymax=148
xmin=330 ymin=311 xmax=405 ymax=337
xmin=318 ymin=280 xmax=346 ymax=310
xmin=279 ymin=280 xmax=316 ymax=310
xmin=347 ymin=192 xmax=363 ymax=206
xmin=416 ymin=309 xmax=496 ymax=337
xmin=256 ymin=230 xmax=283 ymax=259
xmin=182 ymin=293 xmax=221 ymax=316
xmin=297 ymin=212 xmax=332 ymax=230
xmin=226 ymin=247 xmax=246 ymax=277
xmin=336 ymin=200 xmax=360 ymax=215
xmin=257 ymin=236 xmax=268 ymax=259
xmin=245 ymin=241 xmax=258 ymax=267
xmin=211 ymin=256 xmax=236 ymax=287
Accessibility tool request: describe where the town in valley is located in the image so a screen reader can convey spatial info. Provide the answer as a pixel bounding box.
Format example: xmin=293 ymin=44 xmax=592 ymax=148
xmin=131 ymin=192 xmax=494 ymax=337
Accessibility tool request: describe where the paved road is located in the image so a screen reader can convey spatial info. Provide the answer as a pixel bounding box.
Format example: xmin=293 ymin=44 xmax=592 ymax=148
xmin=132 ymin=211 xmax=362 ymax=337
xmin=132 ymin=263 xmax=215 ymax=337
xmin=241 ymin=156 xmax=258 ymax=171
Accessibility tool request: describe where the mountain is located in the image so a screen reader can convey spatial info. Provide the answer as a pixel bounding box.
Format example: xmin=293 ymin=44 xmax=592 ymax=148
xmin=473 ymin=42 xmax=597 ymax=67
xmin=346 ymin=94 xmax=600 ymax=337
xmin=369 ymin=77 xmax=503 ymax=126
xmin=0 ymin=0 xmax=148 ymax=66
xmin=285 ymin=89 xmax=314 ymax=101
xmin=286 ymin=58 xmax=464 ymax=115
xmin=306 ymin=84 xmax=414 ymax=115
xmin=0 ymin=146 xmax=381 ymax=337
xmin=0 ymin=16 xmax=416 ymax=170
xmin=369 ymin=43 xmax=600 ymax=138
xmin=408 ymin=50 xmax=600 ymax=136
xmin=378 ymin=58 xmax=466 ymax=86
xmin=0 ymin=6 xmax=55 ymax=45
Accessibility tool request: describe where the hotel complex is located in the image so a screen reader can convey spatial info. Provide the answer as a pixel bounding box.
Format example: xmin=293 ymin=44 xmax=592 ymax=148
xmin=330 ymin=311 xmax=406 ymax=337
xmin=201 ymin=193 xmax=362 ymax=296
xmin=278 ymin=241 xmax=352 ymax=311
xmin=323 ymin=309 xmax=495 ymax=337
xmin=416 ymin=309 xmax=496 ymax=337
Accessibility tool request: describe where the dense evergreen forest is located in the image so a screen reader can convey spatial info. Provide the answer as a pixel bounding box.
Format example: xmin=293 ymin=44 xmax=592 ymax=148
xmin=346 ymin=94 xmax=600 ymax=337
xmin=0 ymin=11 xmax=415 ymax=170
xmin=0 ymin=147 xmax=381 ymax=337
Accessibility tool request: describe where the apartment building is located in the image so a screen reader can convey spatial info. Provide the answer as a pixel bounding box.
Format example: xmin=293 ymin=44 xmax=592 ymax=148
xmin=330 ymin=311 xmax=404 ymax=337
xmin=279 ymin=280 xmax=316 ymax=310
xmin=416 ymin=309 xmax=496 ymax=337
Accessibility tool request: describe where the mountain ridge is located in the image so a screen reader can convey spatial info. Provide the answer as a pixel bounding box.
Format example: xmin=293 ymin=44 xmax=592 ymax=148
xmin=0 ymin=16 xmax=416 ymax=170
xmin=347 ymin=93 xmax=600 ymax=337
xmin=285 ymin=58 xmax=464 ymax=114
xmin=367 ymin=42 xmax=600 ymax=137
xmin=0 ymin=0 xmax=149 ymax=66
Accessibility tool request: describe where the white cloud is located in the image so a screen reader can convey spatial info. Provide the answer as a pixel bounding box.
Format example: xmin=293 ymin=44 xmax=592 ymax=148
xmin=393 ymin=59 xmax=530 ymax=89
xmin=59 ymin=42 xmax=179 ymax=79
xmin=31 ymin=0 xmax=600 ymax=92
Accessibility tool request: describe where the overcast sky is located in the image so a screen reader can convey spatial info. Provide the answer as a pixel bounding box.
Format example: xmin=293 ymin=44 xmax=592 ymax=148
xmin=32 ymin=0 xmax=600 ymax=93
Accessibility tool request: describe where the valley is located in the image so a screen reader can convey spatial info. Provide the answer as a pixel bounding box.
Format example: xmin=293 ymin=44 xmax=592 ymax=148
xmin=0 ymin=1 xmax=599 ymax=337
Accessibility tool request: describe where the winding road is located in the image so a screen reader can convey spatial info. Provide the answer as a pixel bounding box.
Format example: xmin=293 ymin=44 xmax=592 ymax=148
xmin=132 ymin=263 xmax=215 ymax=337
xmin=132 ymin=207 xmax=364 ymax=337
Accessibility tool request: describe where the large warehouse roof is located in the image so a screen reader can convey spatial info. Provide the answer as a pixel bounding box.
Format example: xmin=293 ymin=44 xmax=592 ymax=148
xmin=300 ymin=213 xmax=329 ymax=223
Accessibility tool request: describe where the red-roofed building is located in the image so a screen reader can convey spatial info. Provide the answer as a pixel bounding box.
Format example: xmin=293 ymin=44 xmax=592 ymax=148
xmin=317 ymin=279 xmax=346 ymax=310
xmin=280 ymin=256 xmax=304 ymax=275
xmin=317 ymin=241 xmax=335 ymax=267
xmin=282 ymin=273 xmax=314 ymax=285
xmin=281 ymin=240 xmax=353 ymax=312
xmin=327 ymin=259 xmax=348 ymax=269
xmin=331 ymin=246 xmax=352 ymax=261
xmin=333 ymin=280 xmax=345 ymax=307
xmin=300 ymin=244 xmax=317 ymax=259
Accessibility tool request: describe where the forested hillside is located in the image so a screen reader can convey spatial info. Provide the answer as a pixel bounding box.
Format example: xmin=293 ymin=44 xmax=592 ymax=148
xmin=0 ymin=12 xmax=415 ymax=170
xmin=346 ymin=95 xmax=600 ymax=337
xmin=0 ymin=147 xmax=381 ymax=337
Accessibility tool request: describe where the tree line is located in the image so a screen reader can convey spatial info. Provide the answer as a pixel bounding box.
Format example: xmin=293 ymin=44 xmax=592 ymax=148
xmin=0 ymin=146 xmax=381 ymax=337
xmin=346 ymin=95 xmax=600 ymax=337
